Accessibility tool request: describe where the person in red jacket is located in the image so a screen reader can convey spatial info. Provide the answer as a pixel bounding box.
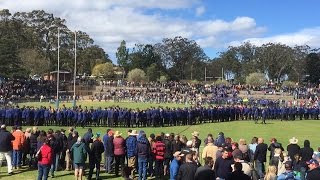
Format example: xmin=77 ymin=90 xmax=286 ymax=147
xmin=37 ymin=138 xmax=52 ymax=180
xmin=152 ymin=135 xmax=166 ymax=179
xmin=113 ymin=131 xmax=125 ymax=177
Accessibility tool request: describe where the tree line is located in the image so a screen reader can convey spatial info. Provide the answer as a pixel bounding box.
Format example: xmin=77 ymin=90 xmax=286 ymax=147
xmin=1 ymin=9 xmax=320 ymax=84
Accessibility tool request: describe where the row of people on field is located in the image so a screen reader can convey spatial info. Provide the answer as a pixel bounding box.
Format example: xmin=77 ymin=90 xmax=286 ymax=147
xmin=1 ymin=104 xmax=320 ymax=127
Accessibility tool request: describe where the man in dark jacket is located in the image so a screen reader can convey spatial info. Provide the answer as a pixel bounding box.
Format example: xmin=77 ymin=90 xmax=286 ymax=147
xmin=268 ymin=138 xmax=284 ymax=160
xmin=226 ymin=162 xmax=251 ymax=180
xmin=287 ymin=137 xmax=300 ymax=161
xmin=0 ymin=125 xmax=15 ymax=175
xmin=177 ymin=153 xmax=198 ymax=180
xmin=163 ymin=134 xmax=173 ymax=176
xmin=306 ymin=159 xmax=320 ymax=180
xmin=88 ymin=133 xmax=104 ymax=180
xmin=214 ymin=148 xmax=233 ymax=179
xmin=299 ymin=139 xmax=313 ymax=180
xmin=254 ymin=137 xmax=268 ymax=179
xmin=194 ymin=157 xmax=215 ymax=180
xmin=137 ymin=130 xmax=150 ymax=180
xmin=103 ymin=129 xmax=114 ymax=174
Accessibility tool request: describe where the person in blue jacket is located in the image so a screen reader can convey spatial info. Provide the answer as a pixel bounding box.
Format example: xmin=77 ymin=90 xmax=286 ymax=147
xmin=170 ymin=151 xmax=184 ymax=180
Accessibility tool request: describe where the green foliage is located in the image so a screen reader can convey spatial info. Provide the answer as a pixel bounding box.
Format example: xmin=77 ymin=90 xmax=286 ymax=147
xmin=246 ymin=73 xmax=266 ymax=86
xmin=127 ymin=68 xmax=146 ymax=82
xmin=91 ymin=62 xmax=114 ymax=78
xmin=281 ymin=81 xmax=297 ymax=88
xmin=158 ymin=75 xmax=168 ymax=83
xmin=305 ymin=53 xmax=320 ymax=83
xmin=116 ymin=40 xmax=129 ymax=73
xmin=214 ymin=79 xmax=229 ymax=86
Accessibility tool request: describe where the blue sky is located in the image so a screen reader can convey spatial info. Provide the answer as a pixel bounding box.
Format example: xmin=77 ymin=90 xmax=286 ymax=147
xmin=1 ymin=0 xmax=319 ymax=62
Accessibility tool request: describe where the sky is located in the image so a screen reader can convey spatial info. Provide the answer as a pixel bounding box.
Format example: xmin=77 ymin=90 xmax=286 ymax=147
xmin=1 ymin=0 xmax=320 ymax=62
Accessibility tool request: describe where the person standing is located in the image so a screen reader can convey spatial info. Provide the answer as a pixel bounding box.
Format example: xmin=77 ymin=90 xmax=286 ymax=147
xmin=170 ymin=151 xmax=184 ymax=180
xmin=152 ymin=135 xmax=166 ymax=179
xmin=37 ymin=138 xmax=52 ymax=180
xmin=113 ymin=131 xmax=125 ymax=177
xmin=0 ymin=125 xmax=15 ymax=175
xmin=299 ymin=140 xmax=313 ymax=180
xmin=137 ymin=130 xmax=150 ymax=180
xmin=88 ymin=133 xmax=104 ymax=180
xmin=201 ymin=137 xmax=218 ymax=165
xmin=226 ymin=162 xmax=251 ymax=180
xmin=214 ymin=148 xmax=233 ymax=179
xmin=103 ymin=129 xmax=114 ymax=174
xmin=254 ymin=137 xmax=268 ymax=179
xmin=177 ymin=153 xmax=198 ymax=180
xmin=126 ymin=130 xmax=138 ymax=178
xmin=194 ymin=157 xmax=215 ymax=180
xmin=70 ymin=137 xmax=87 ymax=180
xmin=12 ymin=126 xmax=25 ymax=170
xmin=287 ymin=137 xmax=300 ymax=162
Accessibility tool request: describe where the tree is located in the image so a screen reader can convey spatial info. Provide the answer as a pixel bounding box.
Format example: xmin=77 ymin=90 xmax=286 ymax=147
xmin=116 ymin=40 xmax=129 ymax=72
xmin=91 ymin=62 xmax=114 ymax=78
xmin=19 ymin=48 xmax=49 ymax=75
xmin=305 ymin=53 xmax=320 ymax=83
xmin=154 ymin=36 xmax=208 ymax=80
xmin=127 ymin=68 xmax=146 ymax=82
xmin=159 ymin=75 xmax=168 ymax=83
xmin=0 ymin=38 xmax=27 ymax=77
xmin=214 ymin=79 xmax=229 ymax=86
xmin=246 ymin=73 xmax=266 ymax=86
xmin=146 ymin=63 xmax=160 ymax=82
xmin=281 ymin=81 xmax=297 ymax=88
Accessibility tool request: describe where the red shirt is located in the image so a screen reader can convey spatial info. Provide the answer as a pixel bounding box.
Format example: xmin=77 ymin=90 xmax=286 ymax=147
xmin=38 ymin=144 xmax=52 ymax=165
xmin=153 ymin=141 xmax=165 ymax=160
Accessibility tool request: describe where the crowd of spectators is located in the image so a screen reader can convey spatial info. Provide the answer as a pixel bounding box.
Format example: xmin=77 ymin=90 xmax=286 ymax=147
xmin=1 ymin=126 xmax=320 ymax=180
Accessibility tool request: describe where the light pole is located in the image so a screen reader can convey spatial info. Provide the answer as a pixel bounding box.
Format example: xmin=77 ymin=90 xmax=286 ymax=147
xmin=73 ymin=31 xmax=77 ymax=108
xmin=56 ymin=28 xmax=60 ymax=109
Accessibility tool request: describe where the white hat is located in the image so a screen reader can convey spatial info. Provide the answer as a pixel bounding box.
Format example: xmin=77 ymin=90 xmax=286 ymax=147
xmin=0 ymin=124 xmax=5 ymax=129
xmin=129 ymin=130 xmax=138 ymax=136
xmin=289 ymin=137 xmax=298 ymax=144
xmin=191 ymin=131 xmax=199 ymax=137
xmin=186 ymin=140 xmax=193 ymax=147
xmin=173 ymin=151 xmax=184 ymax=157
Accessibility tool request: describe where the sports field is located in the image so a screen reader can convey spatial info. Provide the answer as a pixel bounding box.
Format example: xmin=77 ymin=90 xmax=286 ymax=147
xmin=0 ymin=101 xmax=318 ymax=179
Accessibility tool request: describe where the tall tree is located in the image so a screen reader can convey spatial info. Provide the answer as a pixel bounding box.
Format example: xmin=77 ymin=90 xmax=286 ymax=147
xmin=116 ymin=40 xmax=129 ymax=73
xmin=305 ymin=53 xmax=320 ymax=83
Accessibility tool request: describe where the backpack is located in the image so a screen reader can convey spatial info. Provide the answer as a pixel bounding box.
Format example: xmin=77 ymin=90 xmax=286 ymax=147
xmin=283 ymin=171 xmax=296 ymax=180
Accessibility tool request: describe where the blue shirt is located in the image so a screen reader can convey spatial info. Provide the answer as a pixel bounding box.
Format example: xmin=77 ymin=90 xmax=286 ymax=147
xmin=170 ymin=159 xmax=180 ymax=180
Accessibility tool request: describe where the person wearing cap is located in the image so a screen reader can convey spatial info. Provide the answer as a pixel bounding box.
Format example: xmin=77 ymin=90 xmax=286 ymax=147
xmin=277 ymin=161 xmax=300 ymax=180
xmin=113 ymin=131 xmax=125 ymax=177
xmin=194 ymin=157 xmax=215 ymax=180
xmin=70 ymin=136 xmax=87 ymax=180
xmin=126 ymin=129 xmax=138 ymax=178
xmin=287 ymin=137 xmax=300 ymax=162
xmin=137 ymin=130 xmax=150 ymax=180
xmin=88 ymin=133 xmax=104 ymax=180
xmin=305 ymin=159 xmax=320 ymax=180
xmin=170 ymin=151 xmax=184 ymax=180
xmin=0 ymin=124 xmax=15 ymax=175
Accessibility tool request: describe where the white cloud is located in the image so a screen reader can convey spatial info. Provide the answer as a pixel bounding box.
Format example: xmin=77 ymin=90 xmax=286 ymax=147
xmin=0 ymin=0 xmax=272 ymax=60
xmin=195 ymin=6 xmax=205 ymax=16
xmin=229 ymin=27 xmax=320 ymax=48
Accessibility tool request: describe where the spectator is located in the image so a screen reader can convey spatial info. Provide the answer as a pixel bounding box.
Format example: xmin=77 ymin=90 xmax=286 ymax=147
xmin=152 ymin=135 xmax=165 ymax=179
xmin=103 ymin=129 xmax=114 ymax=174
xmin=170 ymin=151 xmax=184 ymax=180
xmin=264 ymin=165 xmax=277 ymax=180
xmin=299 ymin=140 xmax=313 ymax=180
xmin=88 ymin=133 xmax=104 ymax=180
xmin=306 ymin=159 xmax=320 ymax=180
xmin=113 ymin=131 xmax=125 ymax=177
xmin=70 ymin=136 xmax=87 ymax=180
xmin=0 ymin=124 xmax=15 ymax=175
xmin=12 ymin=126 xmax=25 ymax=169
xmin=214 ymin=148 xmax=233 ymax=179
xmin=126 ymin=129 xmax=138 ymax=178
xmin=254 ymin=137 xmax=268 ymax=179
xmin=37 ymin=138 xmax=52 ymax=180
xmin=227 ymin=162 xmax=251 ymax=180
xmin=201 ymin=137 xmax=218 ymax=165
xmin=194 ymin=156 xmax=215 ymax=180
xmin=287 ymin=137 xmax=300 ymax=161
xmin=277 ymin=161 xmax=300 ymax=180
xmin=137 ymin=130 xmax=150 ymax=180
xmin=177 ymin=153 xmax=198 ymax=180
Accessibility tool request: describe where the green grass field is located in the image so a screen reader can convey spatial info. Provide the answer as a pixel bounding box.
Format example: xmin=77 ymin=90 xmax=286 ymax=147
xmin=0 ymin=101 xmax=318 ymax=179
